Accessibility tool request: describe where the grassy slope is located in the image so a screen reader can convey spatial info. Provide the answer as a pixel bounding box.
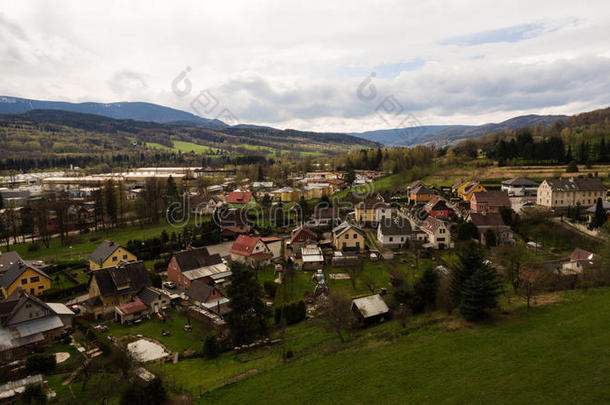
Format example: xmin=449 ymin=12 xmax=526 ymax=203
xmin=201 ymin=288 xmax=610 ymax=405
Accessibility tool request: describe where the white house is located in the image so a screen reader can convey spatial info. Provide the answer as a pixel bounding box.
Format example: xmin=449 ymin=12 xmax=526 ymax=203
xmin=501 ymin=177 xmax=539 ymax=197
xmin=418 ymin=217 xmax=452 ymax=249
xmin=377 ymin=218 xmax=412 ymax=248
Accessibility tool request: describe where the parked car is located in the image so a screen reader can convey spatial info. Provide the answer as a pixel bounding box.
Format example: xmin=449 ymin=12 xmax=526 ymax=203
xmin=163 ymin=281 xmax=177 ymax=289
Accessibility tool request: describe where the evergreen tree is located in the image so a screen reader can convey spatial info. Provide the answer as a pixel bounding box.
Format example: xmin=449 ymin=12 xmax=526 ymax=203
xmin=344 ymin=168 xmax=356 ymax=188
xmin=103 ymin=179 xmax=118 ymax=228
xmin=225 ymin=262 xmax=270 ymax=346
xmin=459 ymin=266 xmax=502 ymax=321
xmin=565 ymin=145 xmax=573 ymax=163
xmin=450 ymin=242 xmax=500 ymax=320
xmin=166 ymin=175 xmax=179 ymax=202
xmin=592 ymin=198 xmax=606 ymax=229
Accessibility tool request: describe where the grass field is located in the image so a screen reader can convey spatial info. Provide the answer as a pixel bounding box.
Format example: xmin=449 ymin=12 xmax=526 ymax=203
xmin=146 ymin=140 xmax=221 ymax=154
xmin=105 ymin=310 xmax=211 ymax=353
xmin=4 ymin=221 xmax=182 ymax=261
xmin=199 ymin=287 xmax=610 ymax=404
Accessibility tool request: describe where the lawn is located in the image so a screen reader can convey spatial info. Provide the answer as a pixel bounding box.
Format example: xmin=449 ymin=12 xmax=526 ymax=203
xmin=5 ymin=221 xmax=183 ymax=261
xmin=104 ymin=309 xmax=211 ymax=353
xmin=200 ymin=287 xmax=610 ymax=404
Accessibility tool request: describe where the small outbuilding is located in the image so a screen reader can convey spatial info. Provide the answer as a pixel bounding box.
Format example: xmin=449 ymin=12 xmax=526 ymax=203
xmin=351 ymin=294 xmax=389 ymax=325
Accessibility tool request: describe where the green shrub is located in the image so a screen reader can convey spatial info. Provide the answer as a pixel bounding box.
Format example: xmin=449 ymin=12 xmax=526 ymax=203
xmin=202 ymin=335 xmax=221 ymax=359
xmin=25 ymin=354 xmax=56 ymax=374
xmin=263 ymin=281 xmax=278 ymax=298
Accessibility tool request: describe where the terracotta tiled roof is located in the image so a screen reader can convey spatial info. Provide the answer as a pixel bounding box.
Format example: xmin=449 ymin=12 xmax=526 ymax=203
xmin=472 ymin=191 xmax=511 ymax=207
xmin=469 ymin=212 xmax=506 ymax=227
xmin=569 ymin=248 xmax=598 ymax=262
xmin=227 ymin=191 xmax=253 ymax=204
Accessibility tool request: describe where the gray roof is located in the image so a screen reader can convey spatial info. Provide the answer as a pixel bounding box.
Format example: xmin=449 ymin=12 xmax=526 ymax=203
xmin=352 ymin=294 xmax=389 ymax=318
xmin=544 ymin=177 xmax=605 ymax=192
xmin=0 ymin=260 xmax=49 ymax=290
xmin=0 ymin=252 xmax=22 ymax=274
xmin=173 ymin=247 xmax=222 ymax=272
xmin=88 ymin=240 xmax=123 ymax=266
xmin=89 ymin=261 xmax=151 ymax=298
xmin=378 ymin=218 xmax=412 ymax=236
xmin=137 ymin=286 xmax=169 ymax=306
xmin=502 ymin=177 xmax=539 ymax=186
xmin=469 ymin=212 xmax=506 ymax=227
xmin=333 ymin=222 xmax=365 ymax=238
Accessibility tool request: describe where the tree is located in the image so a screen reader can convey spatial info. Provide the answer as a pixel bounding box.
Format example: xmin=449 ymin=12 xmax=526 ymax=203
xmin=591 ymin=198 xmax=606 ymax=229
xmin=495 ymin=243 xmax=532 ymax=294
xmin=345 ymin=260 xmax=364 ymax=289
xmin=484 ymin=229 xmax=497 ymax=247
xmin=202 ymin=335 xmax=221 ymax=359
xmin=412 ymin=267 xmax=439 ymax=312
xmin=393 ymin=303 xmax=411 ymax=328
xmin=344 ymin=168 xmax=356 ymax=188
xmin=103 ymin=179 xmax=118 ymax=228
xmin=566 ymin=160 xmax=579 ymax=173
xmin=450 ymin=242 xmax=501 ymax=320
xmin=456 ymin=221 xmax=479 ymax=241
xmin=518 ymin=266 xmax=549 ymax=308
xmin=319 ymin=291 xmax=354 ymax=343
xmin=459 ymin=265 xmax=502 ymax=321
xmin=225 ymin=262 xmax=270 ymax=346
xmin=20 ymin=384 xmax=46 ymax=405
xmin=120 ymin=377 xmax=166 ymax=405
xmin=166 ymin=175 xmax=179 ymax=202
xmin=26 ymin=354 xmax=56 ymax=374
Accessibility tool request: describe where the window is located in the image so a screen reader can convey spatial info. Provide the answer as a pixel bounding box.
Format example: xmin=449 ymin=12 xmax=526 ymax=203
xmin=123 ymin=255 xmax=128 ymax=260
xmin=112 ymin=256 xmax=118 ymax=262
xmin=389 ymin=237 xmax=393 ymax=242
xmin=21 ymin=278 xmax=27 ymax=285
xmin=30 ymin=276 xmax=40 ymax=283
xmin=38 ymin=285 xmax=44 ymax=289
xmin=353 ymin=234 xmax=357 ymax=239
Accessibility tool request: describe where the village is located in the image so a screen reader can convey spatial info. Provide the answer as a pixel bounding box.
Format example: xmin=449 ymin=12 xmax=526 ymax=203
xmin=0 ymin=163 xmax=607 ymax=403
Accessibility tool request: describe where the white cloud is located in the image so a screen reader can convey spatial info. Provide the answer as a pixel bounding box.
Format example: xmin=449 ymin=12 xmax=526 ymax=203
xmin=0 ymin=0 xmax=609 ymax=131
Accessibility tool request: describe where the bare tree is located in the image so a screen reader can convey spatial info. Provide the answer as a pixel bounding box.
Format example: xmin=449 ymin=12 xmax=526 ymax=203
xmin=361 ymin=270 xmax=377 ymax=293
xmin=345 ymin=261 xmax=364 ymax=290
xmin=393 ymin=303 xmax=411 ymax=328
xmin=319 ymin=291 xmax=354 ymax=343
xmin=518 ymin=266 xmax=550 ymax=308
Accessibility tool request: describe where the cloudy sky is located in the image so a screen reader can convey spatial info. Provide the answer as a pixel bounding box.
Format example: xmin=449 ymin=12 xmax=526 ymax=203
xmin=1 ymin=0 xmax=610 ymax=132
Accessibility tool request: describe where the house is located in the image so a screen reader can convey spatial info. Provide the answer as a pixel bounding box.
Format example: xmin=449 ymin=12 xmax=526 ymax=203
xmin=85 ymin=261 xmax=152 ymax=319
xmin=561 ymin=248 xmax=599 ymax=275
xmin=189 ymin=194 xmax=221 ymax=215
xmin=468 ymin=212 xmax=513 ymax=245
xmin=307 ymin=205 xmax=340 ymax=228
xmin=304 ymin=183 xmax=331 ymax=200
xmin=332 ymin=222 xmax=366 ymax=252
xmin=501 ymin=177 xmax=539 ymax=196
xmin=418 ymin=217 xmax=452 ymax=249
xmin=354 ymin=198 xmax=392 ymax=226
xmin=409 ymin=184 xmax=435 ymax=204
xmin=377 ymin=218 xmax=412 ymax=248
xmin=300 ymin=245 xmax=324 ymax=270
xmin=271 ymin=187 xmax=301 ymax=203
xmin=423 ymin=197 xmax=455 ymax=219
xmin=289 ymin=225 xmax=318 ymax=253
xmin=167 ymin=247 xmax=229 ymax=289
xmin=226 ymin=191 xmax=256 ymax=207
xmin=470 ymin=191 xmax=511 ymax=214
xmin=230 ymin=235 xmax=274 ymax=267
xmin=536 ymin=178 xmax=606 ymax=209
xmin=114 ymin=286 xmax=171 ymax=324
xmin=351 ymin=294 xmax=389 ymax=324
xmin=0 ymin=289 xmax=74 ymax=362
xmin=0 ymin=259 xmax=51 ymax=298
xmin=459 ymin=182 xmax=487 ymax=201
xmin=218 ymin=209 xmax=251 ymax=239
xmin=261 ymin=237 xmax=283 ymax=260
xmin=251 ymin=181 xmax=274 ymax=190
xmin=88 ymin=241 xmax=137 ymax=271
xmin=186 ymin=282 xmax=230 ymax=317
xmin=452 ymin=180 xmax=470 ymax=195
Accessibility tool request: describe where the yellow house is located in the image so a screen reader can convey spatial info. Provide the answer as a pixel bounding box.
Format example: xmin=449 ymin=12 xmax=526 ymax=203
xmin=86 ymin=261 xmax=151 ymax=319
xmin=271 ymin=187 xmax=301 ymax=203
xmin=332 ymin=222 xmax=366 ymax=252
xmin=460 ymin=182 xmax=487 ymax=201
xmin=354 ymin=199 xmax=392 ymax=225
xmin=409 ymin=184 xmax=435 ymax=204
xmin=304 ymin=184 xmax=331 ymax=200
xmin=0 ymin=260 xmax=51 ymax=297
xmin=88 ymin=241 xmax=137 ymax=270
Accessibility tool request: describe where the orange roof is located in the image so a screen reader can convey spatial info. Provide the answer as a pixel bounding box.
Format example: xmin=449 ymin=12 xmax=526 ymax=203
xmin=227 ymin=191 xmax=253 ymax=204
xmin=116 ymin=300 xmax=147 ymax=315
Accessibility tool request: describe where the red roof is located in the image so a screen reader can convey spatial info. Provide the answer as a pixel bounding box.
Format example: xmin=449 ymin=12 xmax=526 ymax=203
xmin=227 ymin=191 xmax=253 ymax=204
xmin=231 ymin=235 xmax=266 ymax=257
xmin=261 ymin=237 xmax=282 ymax=243
xmin=116 ymin=300 xmax=148 ymax=315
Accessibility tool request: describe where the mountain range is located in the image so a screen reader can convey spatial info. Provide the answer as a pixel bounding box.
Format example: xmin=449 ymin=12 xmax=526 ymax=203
xmin=0 ymin=96 xmax=570 ymax=149
xmin=350 ymin=115 xmax=569 ymax=147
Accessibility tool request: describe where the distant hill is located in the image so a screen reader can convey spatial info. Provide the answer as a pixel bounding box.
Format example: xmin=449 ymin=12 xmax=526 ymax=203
xmin=0 ymin=109 xmax=380 ymax=160
xmin=0 ymin=96 xmax=227 ymax=128
xmin=352 ymin=114 xmax=569 ymax=146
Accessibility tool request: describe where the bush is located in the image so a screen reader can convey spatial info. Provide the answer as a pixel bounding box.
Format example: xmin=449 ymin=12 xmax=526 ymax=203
xmin=202 ymin=335 xmax=221 ymax=359
xmin=120 ymin=377 xmax=166 ymax=405
xmin=274 ymin=300 xmax=307 ymax=325
xmin=286 ymin=350 xmax=294 ymax=359
xmin=25 ymin=354 xmax=56 ymax=374
xmin=27 ymin=243 xmax=41 ymax=253
xmin=21 ymin=384 xmax=46 ymax=405
xmin=263 ymin=281 xmax=278 ymax=298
